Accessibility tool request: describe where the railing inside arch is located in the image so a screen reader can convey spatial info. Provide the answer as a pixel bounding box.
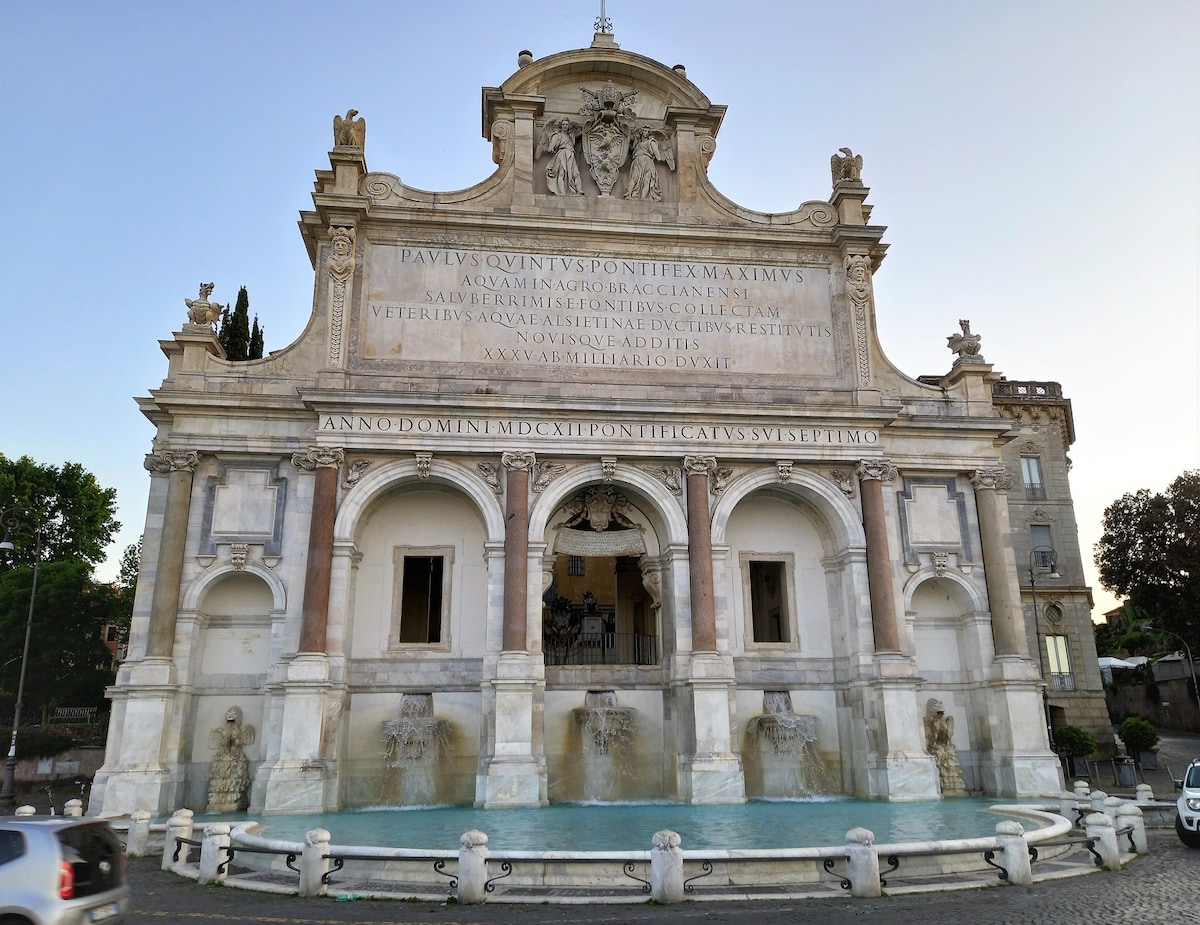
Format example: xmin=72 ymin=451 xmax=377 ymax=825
xmin=544 ymin=632 xmax=659 ymax=666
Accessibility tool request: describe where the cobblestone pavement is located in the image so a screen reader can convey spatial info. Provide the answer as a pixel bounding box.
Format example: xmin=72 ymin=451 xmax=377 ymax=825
xmin=124 ymin=827 xmax=1198 ymax=925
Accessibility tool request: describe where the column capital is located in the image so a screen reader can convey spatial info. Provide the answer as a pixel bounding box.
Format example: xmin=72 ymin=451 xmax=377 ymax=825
xmin=682 ymin=455 xmax=715 ymax=476
xmin=856 ymin=459 xmax=897 ymax=482
xmin=501 ymin=451 xmax=536 ymax=471
xmin=971 ymin=467 xmax=1014 ymax=491
xmin=144 ymin=450 xmax=200 ymax=474
xmin=292 ymin=446 xmax=345 ymax=471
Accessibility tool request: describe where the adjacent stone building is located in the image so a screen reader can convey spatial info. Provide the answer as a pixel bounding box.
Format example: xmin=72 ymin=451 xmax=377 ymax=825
xmin=90 ymin=30 xmax=1108 ymax=817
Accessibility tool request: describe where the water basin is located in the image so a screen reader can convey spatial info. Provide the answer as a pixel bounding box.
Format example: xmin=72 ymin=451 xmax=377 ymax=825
xmin=216 ymin=798 xmax=1035 ymax=851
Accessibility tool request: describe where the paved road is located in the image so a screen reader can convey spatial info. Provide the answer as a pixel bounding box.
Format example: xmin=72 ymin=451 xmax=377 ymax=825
xmin=126 ymin=826 xmax=1198 ymax=925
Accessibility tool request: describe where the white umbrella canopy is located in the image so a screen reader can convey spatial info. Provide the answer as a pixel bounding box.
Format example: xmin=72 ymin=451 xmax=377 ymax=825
xmin=1098 ymin=656 xmax=1139 ymax=669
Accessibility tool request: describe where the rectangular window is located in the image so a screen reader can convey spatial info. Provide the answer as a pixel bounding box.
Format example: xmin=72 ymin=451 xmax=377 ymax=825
xmin=392 ymin=546 xmax=453 ymax=647
xmin=1046 ymin=634 xmax=1075 ymax=690
xmin=1030 ymin=525 xmax=1054 ymax=568
xmin=748 ymin=559 xmax=789 ymax=643
xmin=568 ymin=555 xmax=586 ymax=576
xmin=1021 ymin=455 xmax=1045 ymax=500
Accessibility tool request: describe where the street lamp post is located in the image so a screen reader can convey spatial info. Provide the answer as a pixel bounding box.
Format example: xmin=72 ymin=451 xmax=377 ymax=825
xmin=0 ymin=509 xmax=43 ymax=811
xmin=1029 ymin=545 xmax=1060 ymax=746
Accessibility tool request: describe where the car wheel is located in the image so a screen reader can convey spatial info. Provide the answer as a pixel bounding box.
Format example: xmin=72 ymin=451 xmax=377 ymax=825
xmin=1176 ymin=814 xmax=1200 ymax=848
xmin=0 ymin=914 xmax=35 ymax=925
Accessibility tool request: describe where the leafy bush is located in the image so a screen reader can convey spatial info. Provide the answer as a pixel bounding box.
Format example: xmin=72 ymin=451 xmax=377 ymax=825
xmin=1054 ymin=725 xmax=1097 ymax=757
xmin=1118 ymin=715 xmax=1159 ymax=757
xmin=14 ymin=727 xmax=78 ymax=760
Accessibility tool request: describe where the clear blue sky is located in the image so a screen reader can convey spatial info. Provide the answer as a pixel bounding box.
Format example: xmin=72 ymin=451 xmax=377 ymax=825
xmin=3 ymin=1 xmax=1197 ymax=617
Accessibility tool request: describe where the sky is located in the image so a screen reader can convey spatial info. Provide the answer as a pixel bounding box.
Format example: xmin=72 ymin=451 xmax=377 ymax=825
xmin=3 ymin=1 xmax=1197 ymax=618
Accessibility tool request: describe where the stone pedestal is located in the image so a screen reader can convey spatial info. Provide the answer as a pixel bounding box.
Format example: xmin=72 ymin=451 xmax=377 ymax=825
xmin=258 ymin=655 xmax=334 ymax=813
xmin=479 ymin=653 xmax=546 ymax=808
xmin=979 ymin=668 xmax=1064 ymax=797
xmin=675 ymin=654 xmax=745 ymax=804
xmin=88 ymin=658 xmax=181 ymax=817
xmin=861 ymin=667 xmax=941 ymax=800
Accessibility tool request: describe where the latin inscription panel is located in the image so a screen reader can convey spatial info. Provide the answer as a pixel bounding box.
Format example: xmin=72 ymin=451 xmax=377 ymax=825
xmin=362 ymin=245 xmax=834 ymax=376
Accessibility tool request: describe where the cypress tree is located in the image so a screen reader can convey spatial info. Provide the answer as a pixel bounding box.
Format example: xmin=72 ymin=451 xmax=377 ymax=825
xmin=249 ymin=316 xmax=264 ymax=360
xmin=216 ymin=306 xmax=233 ymax=355
xmin=226 ymin=286 xmax=251 ymax=361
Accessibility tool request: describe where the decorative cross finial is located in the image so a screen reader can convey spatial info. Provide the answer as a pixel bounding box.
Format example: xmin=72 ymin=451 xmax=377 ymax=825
xmin=595 ymin=0 xmax=612 ymax=34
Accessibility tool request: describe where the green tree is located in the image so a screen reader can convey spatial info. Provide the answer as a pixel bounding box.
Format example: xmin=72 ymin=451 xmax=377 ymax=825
xmin=1096 ymin=470 xmax=1200 ymax=653
xmin=223 ymin=286 xmax=252 ymax=361
xmin=216 ymin=305 xmax=233 ymax=354
xmin=249 ymin=315 xmax=264 ymax=360
xmin=0 ymin=456 xmax=121 ymax=715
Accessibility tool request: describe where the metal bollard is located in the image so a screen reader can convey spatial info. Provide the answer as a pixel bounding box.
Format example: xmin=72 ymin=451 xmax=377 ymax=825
xmin=457 ymin=829 xmax=489 ymax=904
xmin=650 ymin=829 xmax=684 ymax=904
xmin=845 ymin=827 xmax=881 ymax=898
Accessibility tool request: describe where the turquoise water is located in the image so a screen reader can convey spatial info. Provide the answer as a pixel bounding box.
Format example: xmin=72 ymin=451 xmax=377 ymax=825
xmin=219 ymin=798 xmax=1031 ymax=851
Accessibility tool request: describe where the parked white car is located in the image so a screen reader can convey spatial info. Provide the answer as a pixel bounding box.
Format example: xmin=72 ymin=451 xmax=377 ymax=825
xmin=1176 ymin=758 xmax=1200 ymax=848
xmin=0 ymin=816 xmax=129 ymax=924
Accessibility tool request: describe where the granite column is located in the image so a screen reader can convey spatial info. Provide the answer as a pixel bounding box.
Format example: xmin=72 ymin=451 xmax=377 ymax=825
xmin=683 ymin=456 xmax=718 ymax=653
xmin=143 ymin=451 xmax=200 ymax=659
xmin=856 ymin=459 xmax=901 ymax=653
xmin=293 ymin=447 xmax=344 ymax=654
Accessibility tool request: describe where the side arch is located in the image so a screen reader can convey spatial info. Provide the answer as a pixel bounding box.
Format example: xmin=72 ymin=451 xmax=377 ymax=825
xmin=710 ymin=468 xmax=866 ymax=550
xmin=181 ymin=563 xmax=286 ymax=612
xmin=901 ymin=567 xmax=988 ymax=615
xmin=334 ymin=458 xmax=506 ymax=544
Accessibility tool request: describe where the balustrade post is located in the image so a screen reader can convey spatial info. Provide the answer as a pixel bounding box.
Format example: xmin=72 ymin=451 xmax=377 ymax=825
xmin=126 ymin=810 xmax=152 ymax=857
xmin=650 ymin=829 xmax=684 ymax=903
xmin=198 ymin=823 xmax=231 ymax=885
xmin=995 ymin=820 xmax=1032 ymax=886
xmin=457 ymin=829 xmax=489 ymax=904
xmin=163 ymin=809 xmax=194 ymax=870
xmin=1084 ymin=812 xmax=1121 ymax=869
xmin=299 ymin=828 xmax=331 ymax=898
xmin=845 ymin=827 xmax=881 ymax=898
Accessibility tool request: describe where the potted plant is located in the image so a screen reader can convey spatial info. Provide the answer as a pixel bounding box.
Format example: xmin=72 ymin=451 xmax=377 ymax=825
xmin=1118 ymin=715 xmax=1159 ymax=768
xmin=1054 ymin=725 xmax=1097 ymax=778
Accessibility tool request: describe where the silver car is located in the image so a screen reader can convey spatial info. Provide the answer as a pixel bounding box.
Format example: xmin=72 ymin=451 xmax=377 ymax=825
xmin=0 ymin=817 xmax=129 ymax=924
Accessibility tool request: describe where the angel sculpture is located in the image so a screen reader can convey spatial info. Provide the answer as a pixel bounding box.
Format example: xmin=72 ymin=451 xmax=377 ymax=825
xmin=185 ymin=282 xmax=223 ymax=326
xmin=333 ymin=108 xmax=367 ymax=148
xmin=831 ymin=147 xmax=863 ymax=184
xmin=946 ymin=318 xmax=984 ymax=362
xmin=536 ymin=118 xmax=584 ymax=196
xmin=207 ymin=705 xmax=256 ymax=812
xmin=624 ymin=127 xmax=675 ymax=201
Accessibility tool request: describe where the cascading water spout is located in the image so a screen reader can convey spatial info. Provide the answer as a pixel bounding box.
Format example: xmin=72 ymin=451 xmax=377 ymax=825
xmin=746 ymin=691 xmax=834 ymax=798
xmin=571 ymin=690 xmax=636 ymax=800
xmin=381 ymin=693 xmax=452 ymax=805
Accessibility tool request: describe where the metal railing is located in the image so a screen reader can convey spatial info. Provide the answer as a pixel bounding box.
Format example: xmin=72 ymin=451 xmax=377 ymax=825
xmin=543 ymin=632 xmax=659 ymax=666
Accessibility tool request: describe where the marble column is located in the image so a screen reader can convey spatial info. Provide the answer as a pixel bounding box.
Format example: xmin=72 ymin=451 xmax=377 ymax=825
xmin=971 ymin=467 xmax=1028 ymax=658
xmin=682 ymin=456 xmax=717 ymax=653
xmin=292 ymin=447 xmax=344 ymax=654
xmin=143 ymin=450 xmax=200 ymax=658
xmin=856 ymin=459 xmax=901 ymax=654
xmin=501 ymin=451 xmax=534 ymax=652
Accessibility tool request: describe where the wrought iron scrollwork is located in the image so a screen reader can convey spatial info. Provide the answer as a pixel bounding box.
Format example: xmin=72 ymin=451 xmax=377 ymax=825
xmin=823 ymin=856 xmax=852 ymax=890
xmin=682 ymin=860 xmax=713 ymax=893
xmin=623 ymin=861 xmax=651 ymax=893
xmin=484 ymin=860 xmax=513 ymax=892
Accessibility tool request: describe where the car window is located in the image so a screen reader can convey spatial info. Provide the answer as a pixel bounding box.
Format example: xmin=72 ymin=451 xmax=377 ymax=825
xmin=0 ymin=829 xmax=25 ymax=865
xmin=1187 ymin=764 xmax=1200 ymax=788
